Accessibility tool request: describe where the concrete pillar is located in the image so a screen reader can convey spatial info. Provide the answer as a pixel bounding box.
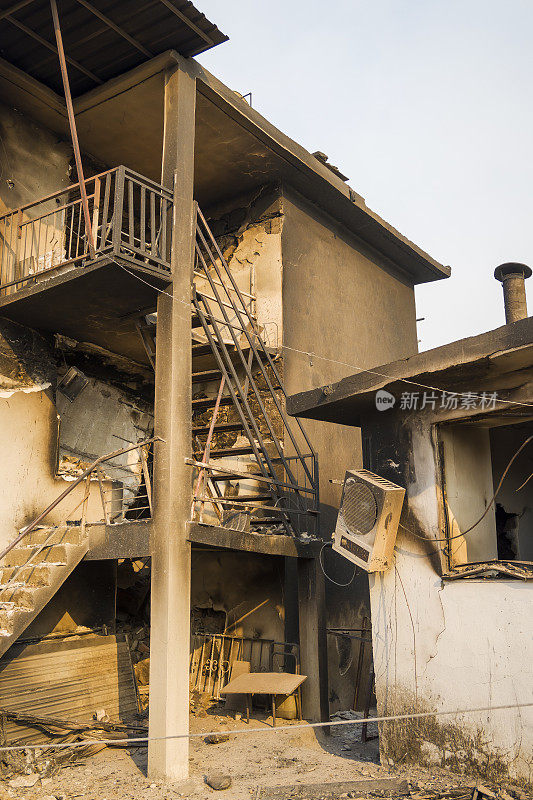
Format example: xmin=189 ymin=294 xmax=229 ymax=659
xmin=494 ymin=262 xmax=532 ymax=324
xmin=297 ymin=555 xmax=330 ymax=725
xmin=148 ymin=64 xmax=196 ymax=782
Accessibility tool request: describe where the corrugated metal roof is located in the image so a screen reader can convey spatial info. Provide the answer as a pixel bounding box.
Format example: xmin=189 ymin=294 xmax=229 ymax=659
xmin=0 ymin=0 xmax=228 ymax=96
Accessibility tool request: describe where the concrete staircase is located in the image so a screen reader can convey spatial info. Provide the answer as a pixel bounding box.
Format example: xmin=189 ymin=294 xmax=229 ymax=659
xmin=0 ymin=525 xmax=88 ymax=658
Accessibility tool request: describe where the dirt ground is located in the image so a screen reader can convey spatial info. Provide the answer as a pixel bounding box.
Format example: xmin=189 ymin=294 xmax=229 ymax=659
xmin=0 ymin=707 xmax=501 ymax=800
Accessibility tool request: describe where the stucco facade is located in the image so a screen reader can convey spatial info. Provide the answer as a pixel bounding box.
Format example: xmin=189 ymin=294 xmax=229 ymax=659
xmin=288 ymin=319 xmax=533 ymax=786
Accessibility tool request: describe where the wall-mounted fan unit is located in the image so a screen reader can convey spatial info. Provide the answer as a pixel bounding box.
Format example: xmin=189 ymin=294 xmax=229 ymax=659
xmin=333 ymin=469 xmax=405 ymax=572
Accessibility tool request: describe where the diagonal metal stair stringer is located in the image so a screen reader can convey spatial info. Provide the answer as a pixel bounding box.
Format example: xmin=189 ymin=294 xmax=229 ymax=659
xmin=191 ymin=204 xmax=320 ymax=537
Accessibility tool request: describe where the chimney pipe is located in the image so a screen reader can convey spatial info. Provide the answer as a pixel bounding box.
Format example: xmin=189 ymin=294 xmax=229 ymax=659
xmin=494 ymin=262 xmax=532 ymax=324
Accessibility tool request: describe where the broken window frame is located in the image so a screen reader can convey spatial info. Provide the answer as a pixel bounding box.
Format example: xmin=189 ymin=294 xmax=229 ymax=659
xmin=433 ymin=416 xmax=533 ymax=581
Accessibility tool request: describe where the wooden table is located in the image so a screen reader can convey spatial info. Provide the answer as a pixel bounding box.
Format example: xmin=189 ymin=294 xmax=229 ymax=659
xmin=220 ymin=672 xmax=307 ymax=727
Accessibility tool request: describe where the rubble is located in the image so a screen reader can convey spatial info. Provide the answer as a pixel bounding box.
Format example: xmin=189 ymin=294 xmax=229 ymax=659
xmin=204 ymin=733 xmax=230 ymax=744
xmin=205 ymin=772 xmax=232 ymax=790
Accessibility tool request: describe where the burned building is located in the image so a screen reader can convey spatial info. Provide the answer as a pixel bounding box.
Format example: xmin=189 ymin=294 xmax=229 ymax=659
xmin=288 ymin=270 xmax=533 ymax=784
xmin=0 ymin=0 xmax=450 ymax=781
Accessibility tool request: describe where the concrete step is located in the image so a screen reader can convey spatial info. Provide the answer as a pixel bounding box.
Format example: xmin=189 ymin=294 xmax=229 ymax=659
xmin=23 ymin=526 xmax=84 ymax=546
xmin=2 ymin=544 xmax=69 ymax=568
xmin=0 ymin=604 xmax=26 ymax=634
xmin=0 ymin=563 xmax=55 ymax=587
xmin=0 ymin=538 xmax=88 ymax=658
xmin=0 ymin=584 xmax=38 ymax=610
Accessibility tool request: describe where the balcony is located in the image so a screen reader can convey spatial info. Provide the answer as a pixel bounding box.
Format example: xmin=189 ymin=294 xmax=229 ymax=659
xmin=0 ymin=167 xmax=173 ymax=363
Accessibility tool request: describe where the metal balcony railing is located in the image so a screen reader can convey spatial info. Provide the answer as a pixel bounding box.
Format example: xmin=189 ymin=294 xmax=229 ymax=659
xmin=0 ymin=166 xmax=173 ymax=295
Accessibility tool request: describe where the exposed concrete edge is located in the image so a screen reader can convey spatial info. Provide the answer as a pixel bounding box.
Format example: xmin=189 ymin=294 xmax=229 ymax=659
xmin=287 ymin=316 xmax=533 ymax=422
xmin=86 ymin=521 xmax=151 ymax=560
xmin=187 ymin=522 xmax=318 ymax=558
xmin=0 ymin=256 xmax=167 ymax=313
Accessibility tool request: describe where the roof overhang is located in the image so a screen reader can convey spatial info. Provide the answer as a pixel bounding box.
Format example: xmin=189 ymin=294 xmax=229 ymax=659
xmin=0 ymin=48 xmax=450 ymax=285
xmin=287 ymin=317 xmax=533 ymax=425
xmin=0 ymin=0 xmax=227 ymax=95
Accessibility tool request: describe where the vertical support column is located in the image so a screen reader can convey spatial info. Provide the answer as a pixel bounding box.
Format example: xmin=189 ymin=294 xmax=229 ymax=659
xmin=148 ymin=64 xmax=196 ymax=782
xmin=297 ymin=555 xmax=330 ymax=725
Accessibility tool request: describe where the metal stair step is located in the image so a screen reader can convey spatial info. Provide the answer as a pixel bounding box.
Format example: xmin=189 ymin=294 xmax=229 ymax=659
xmin=2 ymin=544 xmax=70 ymax=568
xmin=192 ymin=422 xmax=244 ymax=436
xmin=191 ymin=341 xmax=237 ymax=360
xmin=197 ymin=445 xmax=255 ymax=458
xmin=208 ymin=472 xmax=261 ymax=483
xmin=191 ymin=342 xmax=214 ymax=358
xmin=192 ymin=396 xmax=233 ymax=412
xmin=221 ymin=494 xmax=273 ymax=503
xmin=192 ymin=369 xmax=222 ymax=384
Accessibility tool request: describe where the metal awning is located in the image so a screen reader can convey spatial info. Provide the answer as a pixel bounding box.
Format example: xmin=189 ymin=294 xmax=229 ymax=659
xmin=0 ymin=0 xmax=228 ymax=96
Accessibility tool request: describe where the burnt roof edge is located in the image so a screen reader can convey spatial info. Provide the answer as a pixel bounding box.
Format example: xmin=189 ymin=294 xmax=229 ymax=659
xmin=287 ymin=316 xmax=533 ymax=422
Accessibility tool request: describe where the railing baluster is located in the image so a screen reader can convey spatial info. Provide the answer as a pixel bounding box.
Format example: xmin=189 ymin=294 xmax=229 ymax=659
xmin=67 ymin=203 xmax=74 ymax=261
xmin=8 ymin=214 xmax=15 ymax=290
xmin=128 ymin=178 xmax=134 ymax=245
xmin=36 ymin=216 xmax=42 ymax=275
xmin=76 ymin=201 xmax=82 ymax=258
xmin=112 ymin=166 xmax=126 ymax=257
xmin=150 ymin=190 xmax=156 ymax=257
xmin=100 ymin=171 xmax=112 ymax=248
xmin=140 ymin=185 xmax=146 ymax=252
xmin=160 ymin=195 xmax=167 ymax=260
xmin=14 ymin=209 xmax=22 ymax=285
xmin=92 ymin=177 xmax=101 ymax=252
xmin=140 ymin=446 xmax=153 ymax=517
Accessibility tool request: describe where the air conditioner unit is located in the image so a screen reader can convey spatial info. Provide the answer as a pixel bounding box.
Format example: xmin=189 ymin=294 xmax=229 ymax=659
xmin=333 ymin=469 xmax=405 ymax=572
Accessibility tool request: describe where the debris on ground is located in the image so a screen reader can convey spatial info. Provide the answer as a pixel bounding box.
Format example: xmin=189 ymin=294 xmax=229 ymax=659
xmin=205 ymin=772 xmax=232 ymax=790
xmin=0 ymin=708 xmax=525 ymax=800
xmin=204 ymin=733 xmax=230 ymax=744
xmin=0 ymin=707 xmax=148 ymax=786
xmin=257 ymin=776 xmax=410 ymax=798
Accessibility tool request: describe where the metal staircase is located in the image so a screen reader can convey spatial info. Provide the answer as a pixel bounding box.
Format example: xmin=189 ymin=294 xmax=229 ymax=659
xmin=190 ymin=205 xmax=319 ymax=537
xmin=134 ymin=205 xmax=319 ymax=536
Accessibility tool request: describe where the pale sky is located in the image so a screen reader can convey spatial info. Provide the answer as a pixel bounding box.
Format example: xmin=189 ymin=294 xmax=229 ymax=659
xmin=197 ymin=0 xmax=533 ymax=352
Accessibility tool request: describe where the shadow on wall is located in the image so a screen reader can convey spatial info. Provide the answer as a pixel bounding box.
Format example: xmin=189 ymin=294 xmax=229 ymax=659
xmin=22 ymin=561 xmax=117 ymax=639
